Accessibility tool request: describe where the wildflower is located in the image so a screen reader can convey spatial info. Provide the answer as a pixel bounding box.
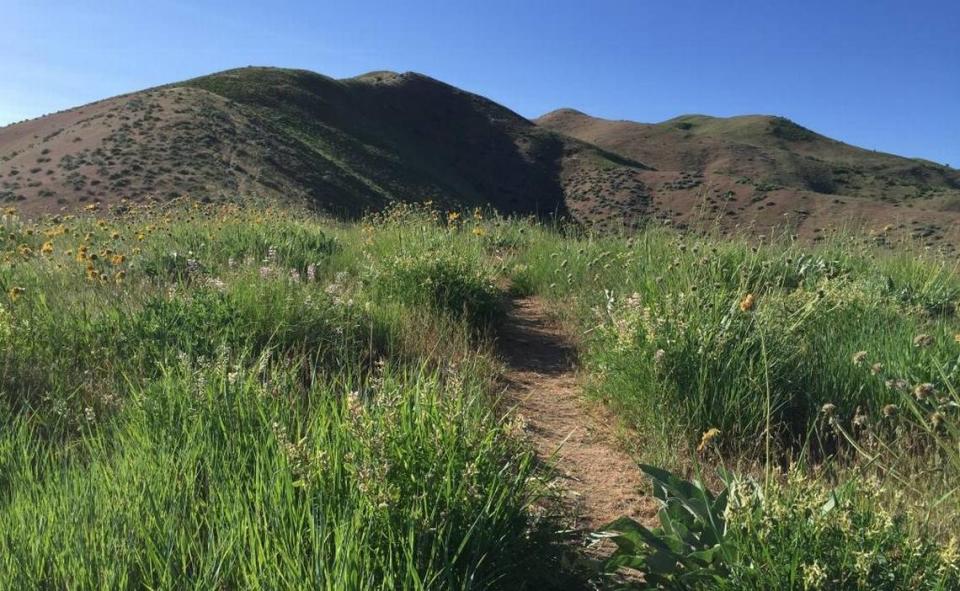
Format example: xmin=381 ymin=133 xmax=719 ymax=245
xmin=114 ymin=271 xmax=125 ymax=283
xmin=346 ymin=390 xmax=363 ymax=417
xmin=472 ymin=226 xmax=486 ymax=237
xmin=7 ymin=286 xmax=25 ymax=301
xmin=447 ymin=211 xmax=461 ymax=223
xmin=954 ymin=333 xmax=960 ymax=344
xmin=40 ymin=241 xmax=54 ymax=255
xmin=940 ymin=537 xmax=960 ymax=576
xmin=821 ymin=403 xmax=837 ymax=416
xmin=653 ymin=348 xmax=666 ymax=365
xmin=306 ymin=263 xmax=317 ymax=282
xmin=696 ymin=427 xmax=721 ymax=452
xmin=111 ymin=254 xmax=125 ymax=265
xmin=913 ymin=383 xmax=935 ymax=401
xmin=870 ymin=362 xmax=884 ymax=375
xmin=851 ymin=351 xmax=868 ymax=366
xmin=913 ymin=334 xmax=934 ymax=348
xmin=882 ymin=404 xmax=897 ymax=418
xmin=739 ymin=293 xmax=755 ymax=312
xmin=110 ymin=231 xmax=120 ymax=240
xmin=801 ymin=562 xmax=827 ymax=590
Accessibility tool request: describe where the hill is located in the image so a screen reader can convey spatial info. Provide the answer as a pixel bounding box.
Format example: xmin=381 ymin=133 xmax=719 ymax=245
xmin=3 ymin=67 xmax=959 ymax=249
xmin=537 ymin=109 xmax=960 ymax=249
xmin=0 ymin=67 xmax=651 ymax=224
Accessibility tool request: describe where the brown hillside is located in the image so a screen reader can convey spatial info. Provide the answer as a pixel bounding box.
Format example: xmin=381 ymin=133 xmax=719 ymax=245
xmin=0 ymin=67 xmax=652 ymax=224
xmin=2 ymin=67 xmax=957 ymax=250
xmin=538 ymin=109 xmax=960 ymax=250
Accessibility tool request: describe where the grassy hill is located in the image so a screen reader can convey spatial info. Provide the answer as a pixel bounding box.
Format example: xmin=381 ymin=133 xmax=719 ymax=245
xmin=3 ymin=66 xmax=960 ymax=248
xmin=0 ymin=67 xmax=651 ymax=224
xmin=538 ymin=109 xmax=960 ymax=249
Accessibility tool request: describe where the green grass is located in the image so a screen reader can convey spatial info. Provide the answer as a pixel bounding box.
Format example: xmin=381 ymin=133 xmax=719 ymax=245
xmin=0 ymin=203 xmax=557 ymax=589
xmin=1 ymin=201 xmax=958 ymax=588
xmin=508 ymin=223 xmax=960 ymax=585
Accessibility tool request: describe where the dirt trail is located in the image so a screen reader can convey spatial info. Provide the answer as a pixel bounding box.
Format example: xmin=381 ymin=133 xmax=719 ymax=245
xmin=498 ymin=296 xmax=654 ymax=533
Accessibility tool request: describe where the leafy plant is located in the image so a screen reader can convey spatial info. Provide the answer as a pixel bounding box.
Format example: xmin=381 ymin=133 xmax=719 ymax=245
xmin=598 ymin=465 xmax=732 ymax=588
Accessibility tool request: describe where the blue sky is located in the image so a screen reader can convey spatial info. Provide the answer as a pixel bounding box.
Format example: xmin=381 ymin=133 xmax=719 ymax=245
xmin=2 ymin=0 xmax=958 ymax=165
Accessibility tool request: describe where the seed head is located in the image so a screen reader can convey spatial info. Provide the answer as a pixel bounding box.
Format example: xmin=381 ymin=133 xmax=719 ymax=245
xmin=913 ymin=383 xmax=935 ymax=400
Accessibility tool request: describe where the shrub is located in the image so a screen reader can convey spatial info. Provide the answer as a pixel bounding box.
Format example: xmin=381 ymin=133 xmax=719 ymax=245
xmin=372 ymin=249 xmax=501 ymax=329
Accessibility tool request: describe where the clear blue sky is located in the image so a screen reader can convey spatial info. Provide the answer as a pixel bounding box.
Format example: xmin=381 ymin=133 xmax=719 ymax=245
xmin=2 ymin=0 xmax=958 ymax=165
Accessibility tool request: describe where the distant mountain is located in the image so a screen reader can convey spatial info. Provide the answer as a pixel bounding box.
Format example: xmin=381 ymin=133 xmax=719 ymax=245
xmin=537 ymin=109 xmax=960 ymax=248
xmin=0 ymin=67 xmax=650 ymax=224
xmin=1 ymin=66 xmax=958 ymax=249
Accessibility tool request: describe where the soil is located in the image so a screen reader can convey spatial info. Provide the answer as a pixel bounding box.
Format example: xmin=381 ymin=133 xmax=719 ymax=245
xmin=497 ymin=296 xmax=655 ymax=534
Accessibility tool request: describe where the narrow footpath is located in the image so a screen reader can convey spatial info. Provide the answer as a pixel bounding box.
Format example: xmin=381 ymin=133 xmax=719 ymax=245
xmin=498 ymin=296 xmax=654 ymax=533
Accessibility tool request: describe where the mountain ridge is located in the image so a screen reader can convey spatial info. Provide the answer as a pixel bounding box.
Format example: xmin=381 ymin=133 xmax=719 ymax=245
xmin=1 ymin=66 xmax=958 ymax=249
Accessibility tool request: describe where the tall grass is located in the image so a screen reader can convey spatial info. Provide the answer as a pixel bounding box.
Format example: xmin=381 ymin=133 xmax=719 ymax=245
xmin=2 ymin=200 xmax=958 ymax=588
xmin=509 ymin=223 xmax=960 ymax=586
xmin=511 ymin=226 xmax=960 ymax=458
xmin=0 ymin=203 xmax=557 ymax=589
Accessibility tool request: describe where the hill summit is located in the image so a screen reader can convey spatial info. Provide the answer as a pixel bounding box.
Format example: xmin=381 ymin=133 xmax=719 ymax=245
xmin=0 ymin=67 xmax=651 ymax=224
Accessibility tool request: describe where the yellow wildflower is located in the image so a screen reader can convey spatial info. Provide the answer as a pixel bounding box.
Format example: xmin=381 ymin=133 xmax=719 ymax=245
xmin=40 ymin=241 xmax=54 ymax=255
xmin=739 ymin=293 xmax=755 ymax=312
xmin=697 ymin=428 xmax=721 ymax=452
